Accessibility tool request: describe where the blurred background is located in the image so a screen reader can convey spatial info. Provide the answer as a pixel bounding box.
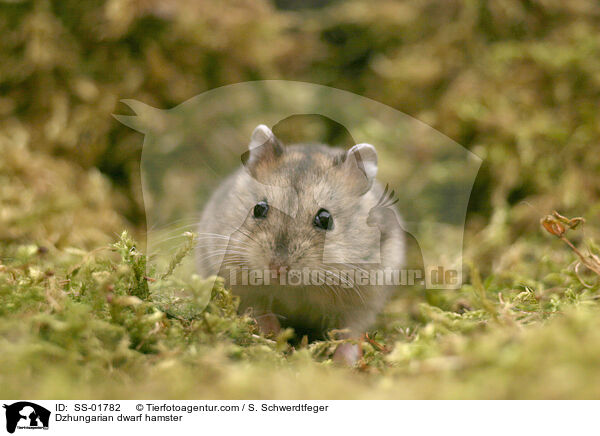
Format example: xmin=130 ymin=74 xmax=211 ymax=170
xmin=3 ymin=0 xmax=600 ymax=399
xmin=3 ymin=0 xmax=600 ymax=273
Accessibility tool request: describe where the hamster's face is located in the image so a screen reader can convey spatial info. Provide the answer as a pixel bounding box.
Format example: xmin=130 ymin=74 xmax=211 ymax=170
xmin=219 ymin=125 xmax=382 ymax=281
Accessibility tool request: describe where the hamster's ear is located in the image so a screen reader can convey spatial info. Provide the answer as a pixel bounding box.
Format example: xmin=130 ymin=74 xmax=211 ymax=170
xmin=241 ymin=124 xmax=283 ymax=171
xmin=343 ymin=143 xmax=378 ymax=194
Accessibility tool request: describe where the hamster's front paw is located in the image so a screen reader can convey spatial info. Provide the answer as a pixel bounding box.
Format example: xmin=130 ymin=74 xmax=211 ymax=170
xmin=255 ymin=313 xmax=281 ymax=337
xmin=333 ymin=342 xmax=362 ymax=366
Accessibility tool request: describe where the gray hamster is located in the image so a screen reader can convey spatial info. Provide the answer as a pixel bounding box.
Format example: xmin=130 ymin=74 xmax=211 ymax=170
xmin=196 ymin=124 xmax=405 ymax=363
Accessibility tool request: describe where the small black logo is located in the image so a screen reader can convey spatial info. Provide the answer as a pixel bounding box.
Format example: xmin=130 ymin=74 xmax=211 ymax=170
xmin=2 ymin=402 xmax=50 ymax=434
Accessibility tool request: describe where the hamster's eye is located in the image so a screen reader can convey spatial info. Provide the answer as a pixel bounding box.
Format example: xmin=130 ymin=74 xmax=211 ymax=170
xmin=313 ymin=208 xmax=334 ymax=231
xmin=253 ymin=201 xmax=269 ymax=218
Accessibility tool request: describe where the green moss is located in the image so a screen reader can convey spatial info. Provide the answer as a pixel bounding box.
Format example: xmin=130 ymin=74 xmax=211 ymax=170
xmin=0 ymin=229 xmax=599 ymax=399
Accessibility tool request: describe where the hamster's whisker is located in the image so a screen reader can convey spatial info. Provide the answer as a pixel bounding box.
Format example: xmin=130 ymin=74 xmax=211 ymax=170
xmin=321 ymin=282 xmax=341 ymax=303
xmin=149 ymin=231 xmax=200 ymax=246
xmin=193 ymin=239 xmax=252 ymax=250
xmin=225 ymin=237 xmax=254 ymax=248
xmin=218 ymin=259 xmax=250 ymax=270
xmin=202 ymin=258 xmax=249 ymax=272
xmin=194 ymin=246 xmax=249 ymax=257
xmin=314 ymin=267 xmax=348 ymax=301
xmin=320 ymin=265 xmax=357 ymax=287
xmin=195 ymin=231 xmax=236 ymax=238
xmin=147 ymin=218 xmax=202 ymax=233
xmin=335 ymin=262 xmax=370 ymax=276
xmin=196 ymin=248 xmax=248 ymax=259
xmin=194 ymin=240 xmax=251 ymax=257
xmin=318 ymin=268 xmax=367 ymax=308
xmin=194 ymin=236 xmax=233 ymax=243
xmin=317 ymin=265 xmax=367 ymax=307
xmin=341 ymin=283 xmax=367 ymax=307
xmin=195 ymin=232 xmax=254 ymax=247
xmin=193 ymin=234 xmax=253 ymax=247
xmin=351 ymin=285 xmax=367 ymax=307
xmin=195 ymin=250 xmax=247 ymax=265
xmin=195 ymin=236 xmax=252 ymax=247
xmin=148 ymin=222 xmax=205 ymax=239
xmin=233 ymin=227 xmax=261 ymax=246
xmin=195 ymin=242 xmax=247 ymax=251
xmin=196 ymin=249 xmax=246 ymax=259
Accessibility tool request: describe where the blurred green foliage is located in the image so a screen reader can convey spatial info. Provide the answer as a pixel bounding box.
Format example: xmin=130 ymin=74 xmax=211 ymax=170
xmin=3 ymin=0 xmax=600 ymax=234
xmin=3 ymin=0 xmax=600 ymax=398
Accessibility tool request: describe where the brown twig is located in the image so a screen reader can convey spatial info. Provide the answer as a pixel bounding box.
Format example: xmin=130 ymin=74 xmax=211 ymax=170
xmin=363 ymin=332 xmax=390 ymax=354
xmin=541 ymin=211 xmax=600 ymax=277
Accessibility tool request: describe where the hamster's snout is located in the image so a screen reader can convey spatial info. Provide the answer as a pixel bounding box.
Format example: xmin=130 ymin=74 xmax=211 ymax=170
xmin=268 ymin=235 xmax=292 ymax=277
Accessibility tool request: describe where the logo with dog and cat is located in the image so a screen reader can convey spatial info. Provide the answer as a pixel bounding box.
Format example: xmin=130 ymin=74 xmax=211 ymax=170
xmin=2 ymin=402 xmax=50 ymax=434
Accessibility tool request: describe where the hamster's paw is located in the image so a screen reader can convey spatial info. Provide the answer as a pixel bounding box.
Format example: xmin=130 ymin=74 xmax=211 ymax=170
xmin=255 ymin=313 xmax=281 ymax=337
xmin=333 ymin=342 xmax=362 ymax=366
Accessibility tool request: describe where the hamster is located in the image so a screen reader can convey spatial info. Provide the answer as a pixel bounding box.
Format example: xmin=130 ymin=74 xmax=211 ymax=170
xmin=196 ymin=124 xmax=405 ymax=363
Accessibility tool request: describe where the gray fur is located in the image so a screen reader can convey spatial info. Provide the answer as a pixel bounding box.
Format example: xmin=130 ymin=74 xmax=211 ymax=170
xmin=197 ymin=125 xmax=405 ymax=338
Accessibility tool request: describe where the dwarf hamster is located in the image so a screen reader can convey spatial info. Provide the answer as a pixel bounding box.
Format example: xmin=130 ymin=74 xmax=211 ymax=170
xmin=196 ymin=124 xmax=405 ymax=362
